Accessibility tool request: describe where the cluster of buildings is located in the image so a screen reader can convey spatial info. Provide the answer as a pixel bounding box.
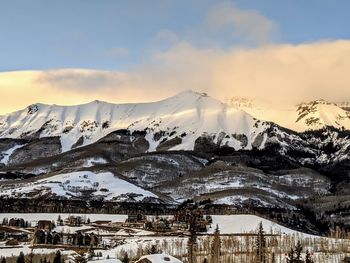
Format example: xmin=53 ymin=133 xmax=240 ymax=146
xmin=125 ymin=208 xmax=212 ymax=233
xmin=0 ymin=216 xmax=100 ymax=248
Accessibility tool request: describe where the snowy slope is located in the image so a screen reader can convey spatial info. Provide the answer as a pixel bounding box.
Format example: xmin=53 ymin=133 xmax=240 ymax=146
xmin=295 ymin=100 xmax=350 ymax=130
xmin=0 ymin=90 xmax=269 ymax=152
xmin=0 ymin=171 xmax=158 ymax=202
xmin=229 ymin=98 xmax=350 ymax=132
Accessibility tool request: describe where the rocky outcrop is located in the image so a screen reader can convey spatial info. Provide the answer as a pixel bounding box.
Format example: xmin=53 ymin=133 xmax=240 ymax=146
xmin=9 ymin=137 xmax=61 ymax=165
xmin=156 ymin=137 xmax=182 ymax=151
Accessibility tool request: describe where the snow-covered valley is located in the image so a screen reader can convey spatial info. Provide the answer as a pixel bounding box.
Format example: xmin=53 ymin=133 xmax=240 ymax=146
xmin=0 ymin=213 xmax=348 ymax=262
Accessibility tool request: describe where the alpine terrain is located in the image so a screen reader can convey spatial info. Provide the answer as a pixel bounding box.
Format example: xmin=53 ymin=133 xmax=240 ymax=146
xmin=0 ymin=90 xmax=349 ymax=235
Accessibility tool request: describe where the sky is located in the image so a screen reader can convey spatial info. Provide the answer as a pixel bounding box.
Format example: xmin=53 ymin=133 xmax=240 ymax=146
xmin=1 ymin=0 xmax=350 ymax=114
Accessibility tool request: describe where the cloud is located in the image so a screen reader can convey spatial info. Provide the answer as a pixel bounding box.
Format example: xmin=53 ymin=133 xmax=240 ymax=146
xmin=1 ymin=40 xmax=350 ymax=114
xmin=151 ymin=1 xmax=278 ymax=51
xmin=149 ymin=40 xmax=350 ymax=104
xmin=205 ymin=1 xmax=278 ymax=44
xmin=2 ymin=3 xmax=349 ymax=115
xmin=36 ymin=69 xmax=130 ymax=90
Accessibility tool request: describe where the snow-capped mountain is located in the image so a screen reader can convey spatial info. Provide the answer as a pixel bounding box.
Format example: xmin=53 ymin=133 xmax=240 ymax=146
xmin=0 ymin=90 xmax=270 ymax=153
xmin=229 ymin=97 xmax=350 ymax=132
xmin=296 ymin=100 xmax=350 ymax=130
xmin=0 ymin=91 xmax=349 ymax=234
xmin=1 ymin=90 xmax=350 ymax=169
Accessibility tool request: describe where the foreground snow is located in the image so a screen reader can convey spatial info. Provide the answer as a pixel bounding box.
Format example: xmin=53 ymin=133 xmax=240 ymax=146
xmin=88 ymin=259 xmax=121 ymax=263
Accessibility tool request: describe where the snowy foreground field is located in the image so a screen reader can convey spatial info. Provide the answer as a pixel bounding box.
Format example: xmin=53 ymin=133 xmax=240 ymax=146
xmin=0 ymin=213 xmax=349 ymax=262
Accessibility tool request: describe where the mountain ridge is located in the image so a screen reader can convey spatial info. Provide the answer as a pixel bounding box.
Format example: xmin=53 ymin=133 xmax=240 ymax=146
xmin=0 ymin=90 xmax=269 ymax=153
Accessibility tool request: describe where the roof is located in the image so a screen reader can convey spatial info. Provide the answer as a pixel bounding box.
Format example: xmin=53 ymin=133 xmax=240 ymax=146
xmin=87 ymin=259 xmax=122 ymax=263
xmin=136 ymin=254 xmax=183 ymax=263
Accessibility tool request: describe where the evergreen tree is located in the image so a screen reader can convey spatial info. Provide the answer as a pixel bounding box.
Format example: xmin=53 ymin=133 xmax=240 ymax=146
xmin=271 ymin=252 xmax=276 ymax=263
xmin=121 ymin=252 xmax=130 ymax=263
xmin=210 ymin=224 xmax=221 ymax=263
xmin=187 ymin=215 xmax=198 ymax=263
xmin=255 ymin=222 xmax=267 ymax=263
xmin=28 ymin=249 xmax=34 ymax=263
xmin=295 ymin=241 xmax=303 ymax=261
xmin=286 ymin=248 xmax=295 ymax=263
xmin=1 ymin=257 xmax=6 ymax=263
xmin=16 ymin=252 xmax=25 ymax=263
xmin=305 ymin=250 xmax=314 ymax=263
xmin=286 ymin=241 xmax=306 ymax=263
xmin=187 ymin=233 xmax=198 ymax=263
xmin=53 ymin=251 xmax=62 ymax=263
xmin=147 ymin=244 xmax=161 ymax=254
xmin=2 ymin=218 xmax=8 ymax=225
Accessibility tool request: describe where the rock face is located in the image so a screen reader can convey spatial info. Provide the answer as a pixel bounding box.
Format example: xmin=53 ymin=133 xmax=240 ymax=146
xmin=9 ymin=137 xmax=61 ymax=165
xmin=156 ymin=137 xmax=182 ymax=151
xmin=194 ymin=135 xmax=220 ymax=153
xmin=0 ymin=138 xmax=27 ymax=153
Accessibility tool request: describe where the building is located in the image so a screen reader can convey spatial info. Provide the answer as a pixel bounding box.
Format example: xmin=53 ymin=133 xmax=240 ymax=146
xmin=174 ymin=209 xmax=210 ymax=232
xmin=8 ymin=218 xmax=26 ymax=228
xmin=0 ymin=226 xmax=30 ymax=242
xmin=66 ymin=215 xmax=84 ymax=226
xmin=126 ymin=213 xmax=146 ymax=223
xmin=37 ymin=220 xmax=53 ymax=231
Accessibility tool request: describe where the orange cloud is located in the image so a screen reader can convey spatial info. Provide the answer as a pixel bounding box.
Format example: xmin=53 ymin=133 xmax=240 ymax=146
xmin=1 ymin=40 xmax=350 ymax=114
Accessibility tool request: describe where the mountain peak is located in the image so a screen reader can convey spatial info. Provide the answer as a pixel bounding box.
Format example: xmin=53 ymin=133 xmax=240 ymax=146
xmin=297 ymin=99 xmax=335 ymax=108
xmin=172 ymin=89 xmax=209 ymax=99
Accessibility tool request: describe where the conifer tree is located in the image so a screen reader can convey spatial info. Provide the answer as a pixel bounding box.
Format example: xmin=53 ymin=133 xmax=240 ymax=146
xmin=121 ymin=252 xmax=130 ymax=263
xmin=147 ymin=244 xmax=161 ymax=254
xmin=16 ymin=252 xmax=25 ymax=263
xmin=305 ymin=250 xmax=314 ymax=263
xmin=286 ymin=248 xmax=295 ymax=263
xmin=210 ymin=224 xmax=221 ymax=263
xmin=187 ymin=215 xmax=198 ymax=263
xmin=295 ymin=241 xmax=303 ymax=261
xmin=53 ymin=251 xmax=62 ymax=263
xmin=255 ymin=222 xmax=267 ymax=263
xmin=187 ymin=233 xmax=198 ymax=263
xmin=271 ymin=252 xmax=276 ymax=263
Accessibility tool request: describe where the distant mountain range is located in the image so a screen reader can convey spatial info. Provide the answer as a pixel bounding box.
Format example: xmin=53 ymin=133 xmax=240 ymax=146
xmin=228 ymin=97 xmax=350 ymax=132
